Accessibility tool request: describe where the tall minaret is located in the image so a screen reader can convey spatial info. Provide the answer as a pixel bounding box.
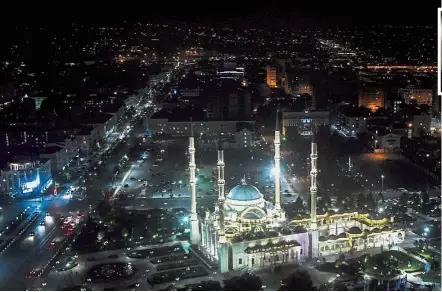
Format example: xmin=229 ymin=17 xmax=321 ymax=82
xmin=274 ymin=110 xmax=281 ymax=211
xmin=310 ymin=124 xmax=319 ymax=258
xmin=188 ymin=119 xmax=199 ymax=245
xmin=348 ymin=154 xmax=353 ymax=172
xmin=217 ymin=132 xmax=226 ymax=244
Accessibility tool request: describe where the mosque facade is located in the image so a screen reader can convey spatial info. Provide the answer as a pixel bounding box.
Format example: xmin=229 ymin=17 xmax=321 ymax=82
xmin=187 ymin=115 xmax=405 ymax=273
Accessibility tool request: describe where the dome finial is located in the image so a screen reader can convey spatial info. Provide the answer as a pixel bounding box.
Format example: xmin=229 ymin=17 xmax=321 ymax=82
xmin=241 ymin=175 xmax=247 ymax=185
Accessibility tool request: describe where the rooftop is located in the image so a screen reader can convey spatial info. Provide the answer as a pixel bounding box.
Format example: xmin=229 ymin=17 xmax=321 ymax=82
xmin=40 ymin=146 xmax=63 ymax=154
xmin=151 ymin=107 xmax=206 ymax=121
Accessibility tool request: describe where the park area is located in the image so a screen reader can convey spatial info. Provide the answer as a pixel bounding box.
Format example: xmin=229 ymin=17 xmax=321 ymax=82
xmin=315 ymin=250 xmax=427 ymax=278
xmin=71 ymin=202 xmax=188 ymax=254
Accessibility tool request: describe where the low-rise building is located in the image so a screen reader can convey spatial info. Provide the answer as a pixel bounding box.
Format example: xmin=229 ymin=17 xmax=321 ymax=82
xmin=282 ymin=111 xmax=330 ymax=136
xmin=199 ymin=128 xmax=254 ymax=149
xmin=398 ymin=87 xmax=432 ymax=106
xmin=332 ymin=106 xmax=388 ymax=138
xmin=151 ymin=109 xmax=255 ymax=138
xmin=0 ymin=157 xmax=52 ymax=198
xmin=373 ymin=132 xmax=401 ymax=153
xmin=410 ymin=113 xmax=432 ymax=137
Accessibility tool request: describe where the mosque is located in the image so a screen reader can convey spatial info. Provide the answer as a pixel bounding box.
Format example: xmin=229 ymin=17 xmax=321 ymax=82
xmin=186 ymin=115 xmax=405 ymax=273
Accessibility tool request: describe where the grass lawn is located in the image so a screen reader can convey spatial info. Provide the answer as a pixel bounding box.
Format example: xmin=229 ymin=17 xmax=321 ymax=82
xmin=419 ymin=271 xmax=442 ymax=283
xmin=315 ymin=262 xmax=340 ymax=273
xmin=316 ymin=250 xmax=427 ymax=278
xmin=315 ymin=258 xmax=363 ymax=275
xmin=405 ymin=247 xmax=441 ymax=263
xmin=367 ymin=250 xmax=426 ymax=273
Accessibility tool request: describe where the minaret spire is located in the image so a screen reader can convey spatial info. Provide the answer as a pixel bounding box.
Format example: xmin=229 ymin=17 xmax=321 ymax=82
xmin=348 ymin=154 xmax=352 ymax=172
xmin=309 ymin=122 xmax=319 ymax=258
xmin=190 ymin=117 xmax=194 ymax=137
xmin=310 ymin=123 xmax=318 ymax=226
xmin=275 ymin=109 xmax=280 ymax=131
xmin=217 ymin=131 xmax=226 ymax=243
xmin=188 ymin=118 xmax=199 ymax=245
xmin=274 ymin=109 xmax=281 ymax=211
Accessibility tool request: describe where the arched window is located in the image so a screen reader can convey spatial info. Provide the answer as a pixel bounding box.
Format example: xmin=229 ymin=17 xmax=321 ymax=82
xmin=251 ymin=258 xmax=255 ymax=265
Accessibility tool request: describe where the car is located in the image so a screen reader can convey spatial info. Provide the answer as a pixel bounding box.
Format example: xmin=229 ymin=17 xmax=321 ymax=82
xmin=40 ymin=221 xmax=45 ymax=226
xmin=50 ymin=240 xmax=56 ymax=246
xmin=29 ymin=232 xmax=35 ymax=237
xmin=45 ymin=212 xmax=50 ymax=217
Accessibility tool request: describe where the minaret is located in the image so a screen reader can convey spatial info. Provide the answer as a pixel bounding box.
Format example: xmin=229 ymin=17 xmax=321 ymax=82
xmin=274 ymin=110 xmax=281 ymax=211
xmin=188 ymin=119 xmax=199 ymax=245
xmin=310 ymin=124 xmax=319 ymax=258
xmin=217 ymin=132 xmax=226 ymax=244
xmin=348 ymin=154 xmax=353 ymax=172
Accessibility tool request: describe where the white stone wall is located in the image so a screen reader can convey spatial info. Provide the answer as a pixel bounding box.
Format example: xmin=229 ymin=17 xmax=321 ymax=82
xmin=230 ymin=233 xmax=309 ymax=271
xmin=318 ymin=230 xmax=405 ymax=256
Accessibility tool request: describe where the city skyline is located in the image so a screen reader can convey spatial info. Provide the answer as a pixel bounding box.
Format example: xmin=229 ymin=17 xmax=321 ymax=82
xmin=0 ymin=8 xmax=439 ymax=291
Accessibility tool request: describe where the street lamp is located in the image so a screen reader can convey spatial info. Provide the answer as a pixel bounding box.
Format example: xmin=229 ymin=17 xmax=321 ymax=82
xmin=381 ymin=175 xmax=384 ymax=193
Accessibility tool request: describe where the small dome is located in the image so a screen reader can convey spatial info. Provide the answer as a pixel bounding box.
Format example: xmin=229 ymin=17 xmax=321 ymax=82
xmin=348 ymin=226 xmax=362 ymax=234
xmin=382 ymin=225 xmax=392 ymax=232
xmin=338 ymin=232 xmax=347 ymax=238
xmin=242 ymin=208 xmax=266 ymax=220
xmin=225 ymin=227 xmax=238 ymax=234
xmin=371 ymin=228 xmax=381 ymax=233
xmin=328 ymin=235 xmax=338 ymax=240
xmin=319 ymin=236 xmax=327 ymax=242
xmin=227 ymin=184 xmax=263 ymax=201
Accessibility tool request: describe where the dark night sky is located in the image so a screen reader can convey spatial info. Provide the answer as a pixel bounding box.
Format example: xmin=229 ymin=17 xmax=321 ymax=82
xmin=0 ymin=3 xmax=439 ymax=28
xmin=131 ymin=2 xmax=440 ymax=26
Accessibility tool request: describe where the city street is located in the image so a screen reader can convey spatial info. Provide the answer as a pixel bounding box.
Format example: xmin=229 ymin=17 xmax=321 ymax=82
xmin=0 ymin=72 xmax=172 ymax=289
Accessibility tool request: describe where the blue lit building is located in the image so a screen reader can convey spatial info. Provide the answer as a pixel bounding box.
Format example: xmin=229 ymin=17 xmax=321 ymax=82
xmin=0 ymin=157 xmax=52 ymax=198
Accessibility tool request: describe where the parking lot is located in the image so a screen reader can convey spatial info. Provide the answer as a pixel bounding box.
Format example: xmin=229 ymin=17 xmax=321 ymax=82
xmin=353 ymin=153 xmax=440 ymax=191
xmin=121 ymin=137 xmax=303 ymax=212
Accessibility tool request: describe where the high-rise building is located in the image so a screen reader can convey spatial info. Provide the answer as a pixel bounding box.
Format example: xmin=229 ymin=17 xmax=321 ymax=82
xmin=266 ymin=65 xmax=277 ymax=88
xmin=398 ymin=87 xmax=432 ymax=106
xmin=276 ymin=59 xmax=292 ymax=94
xmin=358 ymin=86 xmax=385 ymax=112
xmin=432 ymin=85 xmax=440 ymax=117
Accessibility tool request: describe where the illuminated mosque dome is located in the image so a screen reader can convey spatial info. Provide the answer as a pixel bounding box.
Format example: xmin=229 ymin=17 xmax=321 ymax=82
xmin=227 ymin=184 xmax=262 ymax=201
xmin=226 ymin=179 xmax=265 ymax=212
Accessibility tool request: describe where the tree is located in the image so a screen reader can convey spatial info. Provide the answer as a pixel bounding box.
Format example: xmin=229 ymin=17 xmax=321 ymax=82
xmin=223 ymin=273 xmax=263 ymax=291
xmin=366 ymin=192 xmax=376 ymax=210
xmin=399 ymin=192 xmax=408 ymax=206
xmin=430 ymin=259 xmax=440 ymax=284
xmin=335 ymin=253 xmax=346 ymax=268
xmin=96 ymin=200 xmax=112 ymax=218
xmin=279 ymin=270 xmax=314 ymax=291
xmin=421 ymin=190 xmax=430 ymax=206
xmin=376 ymin=254 xmax=399 ymax=276
xmin=356 ymin=193 xmax=366 ymax=209
xmin=294 ymin=196 xmax=305 ymax=214
xmin=189 ymin=280 xmax=222 ymax=291
xmin=376 ymin=192 xmax=385 ymax=206
xmin=318 ymin=192 xmax=331 ymax=213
